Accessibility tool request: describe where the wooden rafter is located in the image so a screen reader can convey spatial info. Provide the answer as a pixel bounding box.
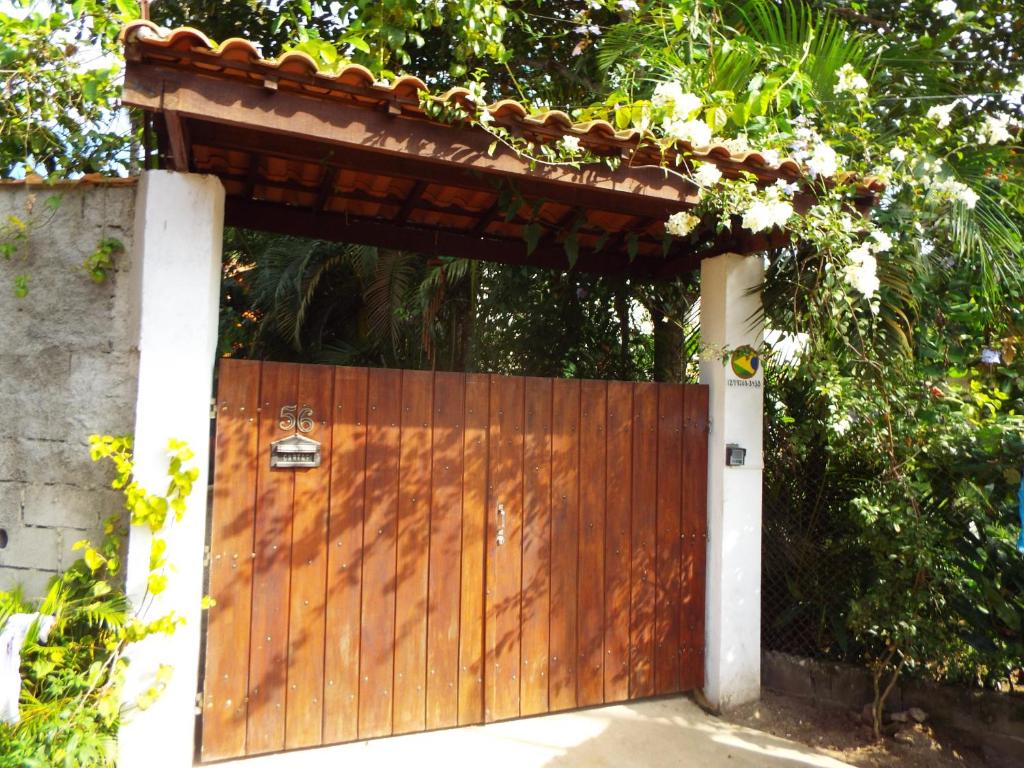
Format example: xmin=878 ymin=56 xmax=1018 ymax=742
xmin=224 ymin=198 xmax=673 ymax=276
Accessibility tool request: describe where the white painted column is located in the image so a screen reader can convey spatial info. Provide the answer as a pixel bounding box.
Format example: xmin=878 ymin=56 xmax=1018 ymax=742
xmin=119 ymin=171 xmax=224 ymax=767
xmin=700 ymin=252 xmax=764 ymax=711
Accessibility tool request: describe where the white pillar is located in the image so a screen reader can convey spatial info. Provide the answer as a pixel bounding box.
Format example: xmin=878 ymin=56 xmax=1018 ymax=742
xmin=699 ymin=252 xmax=764 ymax=710
xmin=119 ymin=171 xmax=224 ymax=767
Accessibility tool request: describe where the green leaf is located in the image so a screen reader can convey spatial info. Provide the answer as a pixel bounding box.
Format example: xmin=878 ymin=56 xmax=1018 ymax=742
xmin=626 ymin=233 xmax=639 ymax=262
xmin=564 ymin=232 xmax=579 ymax=268
xmin=343 ymin=35 xmax=371 ymax=54
xmin=523 ymin=221 xmax=542 ymax=255
xmin=615 ymin=106 xmax=632 ymax=130
xmin=84 ymin=547 xmax=104 ymax=572
xmin=147 ymin=573 xmax=168 ymax=595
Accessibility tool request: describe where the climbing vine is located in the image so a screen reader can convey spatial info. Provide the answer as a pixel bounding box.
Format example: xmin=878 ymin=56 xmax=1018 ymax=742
xmin=0 ymin=436 xmax=203 ymax=768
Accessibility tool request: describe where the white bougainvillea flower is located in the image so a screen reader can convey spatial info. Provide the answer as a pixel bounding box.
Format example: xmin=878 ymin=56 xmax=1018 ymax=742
xmin=666 ymin=211 xmax=701 ymax=237
xmin=619 ymin=0 xmax=640 ymax=11
xmin=478 ymin=109 xmax=494 ymax=125
xmin=662 ymin=116 xmax=712 ymax=146
xmin=652 ymin=81 xmax=701 ymax=120
xmin=741 ymin=192 xmax=794 ymax=234
xmin=760 ymin=148 xmax=781 ymax=166
xmin=959 ymin=187 xmax=980 ymax=208
xmin=929 ymin=177 xmax=979 ymax=209
xmin=869 ymin=229 xmax=893 ymax=252
xmin=933 ymin=0 xmax=957 ymax=16
xmin=652 ymin=80 xmax=683 ymax=110
xmin=888 ymin=146 xmax=907 ymax=162
xmin=560 ymin=135 xmax=581 ymax=153
xmin=775 ymin=179 xmax=800 ymax=196
xmin=843 ymin=244 xmax=880 ymax=298
xmin=834 ymin=63 xmax=869 ymax=102
xmin=979 ymin=113 xmax=1013 ymax=144
xmin=833 ymin=415 xmax=852 ymax=436
xmin=926 ymin=102 xmax=956 ymax=129
xmin=807 ymin=142 xmax=839 ymax=178
xmin=692 ymin=163 xmax=722 ymax=187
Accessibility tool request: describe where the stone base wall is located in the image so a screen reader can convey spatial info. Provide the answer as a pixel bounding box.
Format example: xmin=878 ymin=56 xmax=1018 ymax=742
xmin=763 ymin=650 xmax=1024 ymax=765
xmin=0 ymin=179 xmax=140 ymax=597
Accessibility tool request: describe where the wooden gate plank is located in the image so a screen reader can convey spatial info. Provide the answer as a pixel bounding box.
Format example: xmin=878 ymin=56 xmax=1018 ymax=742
xmin=358 ymin=368 xmax=403 ymax=739
xmin=485 ymin=374 xmax=524 ymax=722
xmin=629 ymin=382 xmax=657 ymax=700
xmin=577 ymin=380 xmax=607 ymax=707
xmin=426 ymin=372 xmax=465 ymax=730
xmin=202 ymin=359 xmax=261 ymax=762
xmin=323 ymin=366 xmax=369 ymax=744
xmin=458 ymin=373 xmax=489 ymax=725
xmin=603 ymin=380 xmax=633 ymax=703
xmin=549 ymin=378 xmax=580 ymax=712
xmin=285 ymin=364 xmax=334 ymax=749
xmin=393 ymin=370 xmax=434 ymax=734
xmin=246 ymin=362 xmax=299 ymax=755
xmin=519 ymin=376 xmax=552 ymax=717
xmin=655 ymin=385 xmax=683 ymax=695
xmin=680 ymin=385 xmax=709 ymax=691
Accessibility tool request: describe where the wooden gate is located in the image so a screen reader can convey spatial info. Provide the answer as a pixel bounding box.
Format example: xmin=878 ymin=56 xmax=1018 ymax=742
xmin=200 ymin=359 xmax=708 ymax=761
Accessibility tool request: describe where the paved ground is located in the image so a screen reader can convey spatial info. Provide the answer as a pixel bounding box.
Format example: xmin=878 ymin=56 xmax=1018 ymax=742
xmin=211 ymin=696 xmax=853 ymax=767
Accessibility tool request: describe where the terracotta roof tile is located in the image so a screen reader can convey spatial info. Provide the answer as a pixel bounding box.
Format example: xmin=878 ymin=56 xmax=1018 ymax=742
xmin=121 ymin=20 xmax=883 ymax=195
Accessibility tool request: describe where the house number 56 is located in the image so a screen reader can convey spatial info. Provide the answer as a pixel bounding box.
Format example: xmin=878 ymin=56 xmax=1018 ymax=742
xmin=279 ymin=404 xmax=315 ymax=433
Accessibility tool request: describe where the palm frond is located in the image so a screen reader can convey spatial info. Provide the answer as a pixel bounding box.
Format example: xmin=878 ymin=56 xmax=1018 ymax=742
xmin=362 ymin=249 xmax=421 ymax=352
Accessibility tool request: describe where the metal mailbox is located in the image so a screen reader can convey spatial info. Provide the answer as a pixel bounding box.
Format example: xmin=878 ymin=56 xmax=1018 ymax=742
xmin=270 ymin=433 xmax=321 ymax=469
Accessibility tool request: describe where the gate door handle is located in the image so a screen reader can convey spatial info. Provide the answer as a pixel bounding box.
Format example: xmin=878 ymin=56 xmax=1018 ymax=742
xmin=496 ymin=503 xmax=506 ymax=546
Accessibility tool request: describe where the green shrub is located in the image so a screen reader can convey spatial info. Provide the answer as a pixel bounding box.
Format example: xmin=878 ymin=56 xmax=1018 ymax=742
xmin=0 ymin=436 xmax=197 ymax=768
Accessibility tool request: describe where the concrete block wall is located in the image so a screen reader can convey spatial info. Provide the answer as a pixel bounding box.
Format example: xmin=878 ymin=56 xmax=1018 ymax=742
xmin=0 ymin=179 xmax=140 ymax=597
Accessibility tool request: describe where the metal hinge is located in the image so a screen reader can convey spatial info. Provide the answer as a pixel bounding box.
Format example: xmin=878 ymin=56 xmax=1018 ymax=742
xmin=195 ymin=691 xmax=203 ymax=714
xmin=209 ymin=397 xmax=217 ymax=419
xmin=203 ymin=545 xmax=211 ymax=568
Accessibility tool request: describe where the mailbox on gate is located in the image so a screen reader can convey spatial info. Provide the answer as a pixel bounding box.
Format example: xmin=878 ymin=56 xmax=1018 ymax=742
xmin=270 ymin=433 xmax=321 ymax=469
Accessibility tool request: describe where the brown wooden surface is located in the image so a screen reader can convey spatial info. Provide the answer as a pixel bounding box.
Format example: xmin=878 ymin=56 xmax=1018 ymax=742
xmin=323 ymin=366 xmax=368 ymax=744
xmin=520 ymin=377 xmax=552 ymax=717
xmin=285 ymin=365 xmax=334 ymax=749
xmin=577 ymin=381 xmax=607 ymax=707
xmin=680 ymin=386 xmax=709 ymax=690
xmin=458 ymin=374 xmax=489 ymax=726
xmin=426 ymin=372 xmax=465 ymax=730
xmin=629 ymin=383 xmax=658 ymax=700
xmin=485 ymin=375 xmax=525 ymax=722
xmin=201 ymin=359 xmax=260 ymax=762
xmin=246 ymin=362 xmax=297 ymax=755
xmin=204 ymin=365 xmax=708 ymax=762
xmin=357 ymin=368 xmax=402 ymax=739
xmin=655 ymin=385 xmax=683 ymax=695
xmin=393 ymin=370 xmax=434 ymax=734
xmin=549 ymin=378 xmax=580 ymax=712
xmin=603 ymin=381 xmax=633 ymax=703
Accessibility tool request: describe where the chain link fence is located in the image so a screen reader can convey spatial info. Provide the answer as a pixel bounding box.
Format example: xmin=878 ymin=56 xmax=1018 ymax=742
xmin=761 ymin=413 xmax=873 ymax=662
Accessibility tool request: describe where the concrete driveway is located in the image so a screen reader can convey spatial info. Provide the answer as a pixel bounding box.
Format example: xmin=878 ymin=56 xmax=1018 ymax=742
xmin=208 ymin=696 xmax=852 ymax=767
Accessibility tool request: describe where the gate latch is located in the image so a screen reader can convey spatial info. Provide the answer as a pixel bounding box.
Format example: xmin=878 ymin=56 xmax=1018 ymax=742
xmin=496 ymin=503 xmax=506 ymax=546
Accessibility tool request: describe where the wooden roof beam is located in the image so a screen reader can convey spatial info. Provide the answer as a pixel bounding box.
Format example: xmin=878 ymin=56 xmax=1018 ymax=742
xmin=164 ymin=109 xmax=191 ymax=172
xmin=223 ymin=198 xmax=678 ymax=277
xmin=124 ymin=62 xmax=702 ymax=218
xmin=394 ymin=180 xmax=426 ymax=224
